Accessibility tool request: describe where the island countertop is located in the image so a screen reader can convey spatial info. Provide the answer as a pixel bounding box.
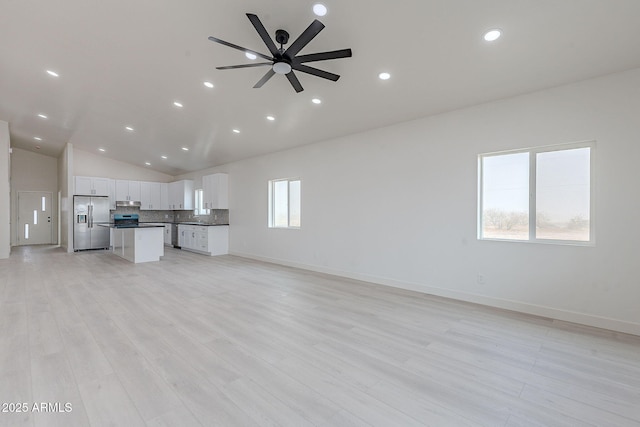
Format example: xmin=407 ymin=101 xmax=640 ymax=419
xmin=100 ymin=223 xmax=165 ymax=229
xmin=139 ymin=222 xmax=229 ymax=226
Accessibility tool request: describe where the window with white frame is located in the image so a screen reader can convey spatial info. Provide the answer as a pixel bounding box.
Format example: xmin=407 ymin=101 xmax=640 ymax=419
xmin=268 ymin=178 xmax=301 ymax=228
xmin=194 ymin=189 xmax=209 ymax=216
xmin=478 ymin=142 xmax=594 ymax=244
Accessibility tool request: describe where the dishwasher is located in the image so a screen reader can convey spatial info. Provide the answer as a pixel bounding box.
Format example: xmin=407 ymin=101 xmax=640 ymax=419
xmin=171 ymin=223 xmax=180 ymax=248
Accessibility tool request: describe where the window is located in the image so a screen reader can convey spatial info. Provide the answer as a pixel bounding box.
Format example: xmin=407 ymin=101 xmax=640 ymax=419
xmin=478 ymin=142 xmax=593 ymax=244
xmin=194 ymin=189 xmax=209 ymax=216
xmin=268 ymin=178 xmax=301 ymax=228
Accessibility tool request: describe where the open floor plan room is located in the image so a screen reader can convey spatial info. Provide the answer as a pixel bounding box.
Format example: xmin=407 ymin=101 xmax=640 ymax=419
xmin=2 ymin=1 xmax=640 ymax=426
xmin=1 ymin=246 xmax=639 ymax=426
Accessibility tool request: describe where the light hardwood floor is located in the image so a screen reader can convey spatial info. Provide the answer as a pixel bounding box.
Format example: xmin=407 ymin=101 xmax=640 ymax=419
xmin=1 ymin=245 xmax=639 ymax=426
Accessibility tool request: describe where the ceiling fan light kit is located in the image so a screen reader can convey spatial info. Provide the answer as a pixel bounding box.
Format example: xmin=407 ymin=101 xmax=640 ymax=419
xmin=208 ymin=13 xmax=352 ymax=93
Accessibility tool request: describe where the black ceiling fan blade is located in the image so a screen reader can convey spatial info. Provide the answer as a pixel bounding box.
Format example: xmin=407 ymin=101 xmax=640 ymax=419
xmin=292 ymin=64 xmax=340 ymax=81
xmin=294 ymin=49 xmax=352 ymax=64
xmin=217 ymin=62 xmax=272 ymax=70
xmin=254 ymin=69 xmax=276 ymax=88
xmin=207 ymin=36 xmax=273 ymax=61
xmin=284 ymin=20 xmax=325 ymax=58
xmin=246 ymin=13 xmax=280 ymax=57
xmin=285 ymin=71 xmax=304 ymax=93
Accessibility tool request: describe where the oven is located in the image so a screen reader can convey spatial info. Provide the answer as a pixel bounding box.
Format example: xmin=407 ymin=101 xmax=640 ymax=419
xmin=113 ymin=214 xmax=139 ymax=228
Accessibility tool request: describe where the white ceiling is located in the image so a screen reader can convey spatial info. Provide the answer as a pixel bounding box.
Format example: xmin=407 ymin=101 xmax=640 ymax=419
xmin=2 ymin=0 xmax=640 ymax=175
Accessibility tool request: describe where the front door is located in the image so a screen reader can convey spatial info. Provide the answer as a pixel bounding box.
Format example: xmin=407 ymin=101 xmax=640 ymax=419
xmin=17 ymin=191 xmax=53 ymax=245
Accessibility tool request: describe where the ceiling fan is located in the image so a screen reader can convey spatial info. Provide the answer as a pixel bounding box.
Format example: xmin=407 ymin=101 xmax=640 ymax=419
xmin=208 ymin=13 xmax=352 ymax=93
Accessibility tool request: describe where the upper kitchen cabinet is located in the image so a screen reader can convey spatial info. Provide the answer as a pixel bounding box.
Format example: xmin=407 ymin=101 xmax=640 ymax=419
xmin=168 ymin=180 xmax=193 ymax=210
xmin=202 ymin=173 xmax=228 ymax=209
xmin=160 ymin=183 xmax=169 ymax=210
xmin=115 ymin=180 xmax=141 ymax=202
xmin=74 ymin=176 xmax=112 ymax=196
xmin=140 ymin=181 xmax=163 ymax=210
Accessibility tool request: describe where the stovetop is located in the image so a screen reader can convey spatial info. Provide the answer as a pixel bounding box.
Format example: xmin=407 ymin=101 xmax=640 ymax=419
xmin=113 ymin=213 xmax=139 ymax=228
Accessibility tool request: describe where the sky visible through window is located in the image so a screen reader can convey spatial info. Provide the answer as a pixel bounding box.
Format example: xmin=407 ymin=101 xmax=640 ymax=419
xmin=271 ymin=179 xmax=301 ymax=228
xmin=481 ymin=146 xmax=590 ymax=242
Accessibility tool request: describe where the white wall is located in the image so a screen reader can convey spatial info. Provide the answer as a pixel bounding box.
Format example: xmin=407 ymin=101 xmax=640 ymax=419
xmin=226 ymin=68 xmax=640 ymax=335
xmin=74 ymin=148 xmax=173 ymax=182
xmin=0 ymin=121 xmax=10 ymax=259
xmin=10 ymin=148 xmax=58 ymax=246
xmin=58 ymin=143 xmax=73 ymax=252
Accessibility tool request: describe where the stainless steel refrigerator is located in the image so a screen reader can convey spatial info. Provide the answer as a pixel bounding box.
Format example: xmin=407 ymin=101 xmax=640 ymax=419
xmin=73 ymin=196 xmax=110 ymax=251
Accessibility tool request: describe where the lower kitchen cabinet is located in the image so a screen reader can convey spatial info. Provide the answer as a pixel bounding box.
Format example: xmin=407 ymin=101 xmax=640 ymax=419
xmin=178 ymin=225 xmax=228 ymax=256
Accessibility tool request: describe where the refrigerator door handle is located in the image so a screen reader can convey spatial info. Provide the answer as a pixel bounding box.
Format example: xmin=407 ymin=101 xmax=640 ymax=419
xmin=88 ymin=204 xmax=93 ymax=228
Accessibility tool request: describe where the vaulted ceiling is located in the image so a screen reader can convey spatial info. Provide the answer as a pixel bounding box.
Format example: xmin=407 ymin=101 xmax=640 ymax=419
xmin=2 ymin=0 xmax=640 ymax=175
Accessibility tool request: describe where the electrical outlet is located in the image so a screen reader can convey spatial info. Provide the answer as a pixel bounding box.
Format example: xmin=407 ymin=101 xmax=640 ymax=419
xmin=477 ymin=274 xmax=485 ymax=284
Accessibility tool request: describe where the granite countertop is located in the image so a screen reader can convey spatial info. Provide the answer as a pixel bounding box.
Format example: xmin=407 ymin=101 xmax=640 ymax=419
xmin=137 ymin=222 xmax=229 ymax=226
xmin=175 ymin=222 xmax=229 ymax=226
xmin=100 ymin=223 xmax=166 ymax=229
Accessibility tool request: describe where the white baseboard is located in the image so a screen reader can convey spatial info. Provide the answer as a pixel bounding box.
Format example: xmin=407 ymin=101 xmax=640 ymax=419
xmin=230 ymin=251 xmax=640 ymax=336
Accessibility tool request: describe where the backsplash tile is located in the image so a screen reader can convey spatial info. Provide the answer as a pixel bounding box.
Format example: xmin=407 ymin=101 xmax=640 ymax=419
xmin=110 ymin=207 xmax=229 ymax=224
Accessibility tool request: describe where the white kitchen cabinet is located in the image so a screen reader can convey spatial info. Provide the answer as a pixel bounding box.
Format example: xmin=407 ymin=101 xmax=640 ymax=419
xmin=115 ymin=180 xmax=141 ymax=202
xmin=168 ymin=180 xmax=193 ymax=210
xmin=178 ymin=225 xmax=191 ymax=248
xmin=160 ymin=183 xmax=169 ymax=210
xmin=109 ymin=179 xmax=116 ymax=209
xmin=202 ymin=173 xmax=228 ymax=209
xmin=74 ymin=176 xmax=112 ymax=196
xmin=140 ymin=181 xmax=162 ymax=210
xmin=177 ymin=225 xmax=228 ymax=256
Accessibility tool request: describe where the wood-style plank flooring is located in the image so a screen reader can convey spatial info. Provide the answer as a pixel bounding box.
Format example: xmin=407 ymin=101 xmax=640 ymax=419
xmin=1 ymin=245 xmax=639 ymax=426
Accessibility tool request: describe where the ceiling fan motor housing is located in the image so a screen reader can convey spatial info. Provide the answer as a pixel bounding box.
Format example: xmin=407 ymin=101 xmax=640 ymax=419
xmin=275 ymin=29 xmax=290 ymax=46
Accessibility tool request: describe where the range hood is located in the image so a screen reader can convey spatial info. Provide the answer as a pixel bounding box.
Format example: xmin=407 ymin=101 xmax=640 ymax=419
xmin=115 ymin=200 xmax=141 ymax=207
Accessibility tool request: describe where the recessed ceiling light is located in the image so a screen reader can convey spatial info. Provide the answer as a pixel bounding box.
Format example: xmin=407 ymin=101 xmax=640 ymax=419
xmin=204 ymin=81 xmax=214 ymax=88
xmin=99 ymin=148 xmax=106 ymax=152
xmin=125 ymin=126 xmax=134 ymax=131
xmin=313 ymin=3 xmax=327 ymax=17
xmin=173 ymin=101 xmax=183 ymax=108
xmin=483 ymin=29 xmax=501 ymax=42
xmin=161 ymin=155 xmax=168 ymax=159
xmin=46 ymin=70 xmax=59 ymax=77
xmin=311 ymin=98 xmax=322 ymax=105
xmin=181 ymin=147 xmax=189 ymax=151
xmin=378 ymin=72 xmax=391 ymax=80
xmin=37 ymin=114 xmax=48 ymax=119
xmin=266 ymin=115 xmax=275 ymax=121
xmin=34 ymin=136 xmax=43 ymax=141
xmin=245 ymin=52 xmax=257 ymax=60
xmin=145 ymin=162 xmax=151 ymax=166
xmin=232 ymin=129 xmax=241 ymax=134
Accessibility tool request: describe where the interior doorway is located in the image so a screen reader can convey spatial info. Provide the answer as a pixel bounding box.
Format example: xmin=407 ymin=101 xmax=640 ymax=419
xmin=17 ymin=191 xmax=53 ymax=245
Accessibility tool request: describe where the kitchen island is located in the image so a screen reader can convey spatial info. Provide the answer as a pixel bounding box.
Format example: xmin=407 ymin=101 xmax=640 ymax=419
xmin=106 ymin=224 xmax=165 ymax=263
